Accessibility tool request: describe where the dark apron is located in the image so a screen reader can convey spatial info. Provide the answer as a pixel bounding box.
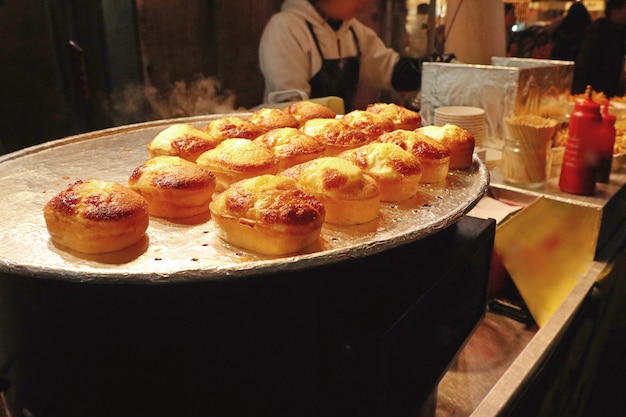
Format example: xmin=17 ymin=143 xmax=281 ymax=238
xmin=306 ymin=21 xmax=361 ymax=111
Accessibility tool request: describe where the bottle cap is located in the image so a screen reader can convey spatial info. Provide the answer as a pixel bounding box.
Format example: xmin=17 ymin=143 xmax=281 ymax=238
xmin=575 ymin=85 xmax=600 ymax=112
xmin=602 ymin=100 xmax=617 ymax=124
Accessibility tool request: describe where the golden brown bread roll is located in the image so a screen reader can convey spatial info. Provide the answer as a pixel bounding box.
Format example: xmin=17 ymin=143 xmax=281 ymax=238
xmin=127 ymin=155 xmax=217 ymax=218
xmin=147 ymin=123 xmax=220 ymax=162
xmin=196 ymin=138 xmax=279 ymax=191
xmin=300 ymin=118 xmax=369 ymax=157
xmin=253 ymin=127 xmax=326 ymax=171
xmin=287 ymin=100 xmax=337 ymax=126
xmin=281 ymin=157 xmax=380 ymax=225
xmin=417 ymin=124 xmax=475 ymax=169
xmin=43 ymin=179 xmax=149 ymax=254
xmin=341 ymin=109 xmax=395 ymax=142
xmin=247 ymin=107 xmax=300 ymax=132
xmin=378 ymin=129 xmax=451 ymax=184
xmin=203 ymin=116 xmax=265 ymax=142
xmin=366 ymin=102 xmax=421 ymax=130
xmin=209 ymin=175 xmax=325 ymax=255
xmin=339 ymin=142 xmax=424 ymax=202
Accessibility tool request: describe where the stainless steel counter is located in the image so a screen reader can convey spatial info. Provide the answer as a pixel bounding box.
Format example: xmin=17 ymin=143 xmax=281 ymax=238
xmin=435 ymin=160 xmax=626 ymax=417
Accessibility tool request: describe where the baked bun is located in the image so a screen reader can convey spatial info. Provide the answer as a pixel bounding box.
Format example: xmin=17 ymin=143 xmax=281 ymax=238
xmin=300 ymin=118 xmax=369 ymax=156
xmin=339 ymin=142 xmax=423 ymax=202
xmin=253 ymin=127 xmax=326 ymax=171
xmin=417 ymin=124 xmax=475 ymax=169
xmin=281 ymin=157 xmax=380 ymax=225
xmin=127 ymin=156 xmax=216 ymax=218
xmin=147 ymin=123 xmax=220 ymax=162
xmin=378 ymin=130 xmax=451 ymax=184
xmin=209 ymin=175 xmax=325 ymax=256
xmin=366 ymin=102 xmax=421 ymax=130
xmin=43 ymin=179 xmax=149 ymax=254
xmin=287 ymin=100 xmax=337 ymax=126
xmin=203 ymin=116 xmax=265 ymax=142
xmin=341 ymin=109 xmax=395 ymax=142
xmin=196 ymin=138 xmax=279 ymax=191
xmin=247 ymin=107 xmax=300 ymax=132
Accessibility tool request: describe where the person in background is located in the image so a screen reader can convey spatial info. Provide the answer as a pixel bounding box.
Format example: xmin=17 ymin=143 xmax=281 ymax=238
xmin=405 ymin=3 xmax=430 ymax=57
xmin=550 ymin=2 xmax=592 ymax=61
xmin=505 ymin=3 xmax=518 ymax=57
xmin=258 ymin=0 xmax=432 ymax=111
xmin=514 ymin=25 xmax=553 ymax=59
xmin=572 ymin=0 xmax=626 ymax=97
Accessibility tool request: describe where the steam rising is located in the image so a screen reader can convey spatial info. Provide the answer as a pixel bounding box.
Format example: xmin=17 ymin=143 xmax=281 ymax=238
xmin=105 ymin=75 xmax=243 ymax=126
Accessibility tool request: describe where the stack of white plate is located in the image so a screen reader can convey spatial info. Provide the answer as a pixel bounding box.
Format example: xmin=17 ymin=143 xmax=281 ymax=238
xmin=434 ymin=106 xmax=486 ymax=148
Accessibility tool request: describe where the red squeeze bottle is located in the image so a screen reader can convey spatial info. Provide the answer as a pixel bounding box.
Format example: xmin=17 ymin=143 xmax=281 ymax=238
xmin=559 ymin=87 xmax=602 ymax=195
xmin=596 ymin=100 xmax=617 ymax=183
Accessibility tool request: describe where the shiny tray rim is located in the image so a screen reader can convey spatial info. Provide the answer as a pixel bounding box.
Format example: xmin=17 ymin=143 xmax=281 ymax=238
xmin=0 ymin=114 xmax=489 ymax=284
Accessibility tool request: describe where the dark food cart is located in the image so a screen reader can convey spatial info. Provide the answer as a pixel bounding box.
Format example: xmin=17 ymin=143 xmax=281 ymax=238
xmin=0 ymin=116 xmax=492 ymax=417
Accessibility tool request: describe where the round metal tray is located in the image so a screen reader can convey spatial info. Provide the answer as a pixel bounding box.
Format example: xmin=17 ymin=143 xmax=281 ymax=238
xmin=0 ymin=114 xmax=489 ymax=283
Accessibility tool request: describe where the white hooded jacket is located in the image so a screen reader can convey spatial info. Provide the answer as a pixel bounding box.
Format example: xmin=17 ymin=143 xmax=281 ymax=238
xmin=259 ymin=0 xmax=400 ymax=103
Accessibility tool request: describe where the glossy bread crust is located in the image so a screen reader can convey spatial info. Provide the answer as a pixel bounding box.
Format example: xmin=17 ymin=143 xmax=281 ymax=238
xmin=339 ymin=142 xmax=424 ymax=202
xmin=43 ymin=179 xmax=149 ymax=253
xmin=300 ymin=118 xmax=369 ymax=156
xmin=253 ymin=127 xmax=326 ymax=171
xmin=247 ymin=107 xmax=300 ymax=132
xmin=203 ymin=116 xmax=265 ymax=141
xmin=128 ymin=155 xmax=216 ymax=218
xmin=147 ymin=123 xmax=220 ymax=162
xmin=366 ymin=102 xmax=421 ymax=130
xmin=378 ymin=129 xmax=451 ymax=184
xmin=418 ymin=124 xmax=475 ymax=169
xmin=281 ymin=157 xmax=380 ymax=225
xmin=341 ymin=109 xmax=395 ymax=142
xmin=287 ymin=100 xmax=337 ymax=125
xmin=196 ymin=138 xmax=279 ymax=191
xmin=209 ymin=175 xmax=325 ymax=255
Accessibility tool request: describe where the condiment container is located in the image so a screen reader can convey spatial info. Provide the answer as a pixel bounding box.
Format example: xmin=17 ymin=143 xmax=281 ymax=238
xmin=558 ymin=87 xmax=601 ymax=195
xmin=501 ymin=137 xmax=552 ymax=187
xmin=501 ymin=115 xmax=558 ymax=188
xmin=596 ymin=100 xmax=617 ymax=183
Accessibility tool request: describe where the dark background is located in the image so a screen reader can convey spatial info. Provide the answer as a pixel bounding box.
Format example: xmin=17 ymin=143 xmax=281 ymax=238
xmin=0 ymin=0 xmax=410 ymax=154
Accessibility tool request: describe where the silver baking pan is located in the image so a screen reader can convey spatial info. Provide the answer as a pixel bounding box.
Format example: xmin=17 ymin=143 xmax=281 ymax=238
xmin=0 ymin=114 xmax=489 ymax=284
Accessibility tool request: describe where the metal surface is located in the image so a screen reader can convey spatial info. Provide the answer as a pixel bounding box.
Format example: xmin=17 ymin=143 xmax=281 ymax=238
xmin=434 ymin=165 xmax=626 ymax=417
xmin=0 ymin=114 xmax=489 ymax=284
xmin=421 ymin=59 xmax=573 ymax=149
xmin=489 ymin=161 xmax=626 ymax=260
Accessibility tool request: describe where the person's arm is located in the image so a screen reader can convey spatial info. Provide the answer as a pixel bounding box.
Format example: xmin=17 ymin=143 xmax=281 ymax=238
xmin=353 ymin=21 xmax=399 ymax=90
xmin=259 ymin=14 xmax=315 ymax=101
xmin=354 ymin=20 xmax=437 ymax=93
xmin=391 ymin=57 xmax=429 ymax=91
